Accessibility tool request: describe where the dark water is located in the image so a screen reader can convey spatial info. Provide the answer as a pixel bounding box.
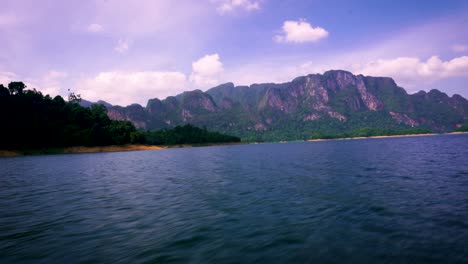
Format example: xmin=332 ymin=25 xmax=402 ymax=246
xmin=1 ymin=135 xmax=468 ymax=263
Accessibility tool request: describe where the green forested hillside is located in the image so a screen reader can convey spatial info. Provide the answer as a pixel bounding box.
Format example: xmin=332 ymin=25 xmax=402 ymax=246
xmin=0 ymin=82 xmax=141 ymax=149
xmin=0 ymin=82 xmax=240 ymax=150
xmin=102 ymin=71 xmax=468 ymax=142
xmin=144 ymin=124 xmax=241 ymax=145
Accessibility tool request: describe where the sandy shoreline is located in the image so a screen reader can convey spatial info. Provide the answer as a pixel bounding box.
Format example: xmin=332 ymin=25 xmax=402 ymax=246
xmin=0 ymin=142 xmax=247 ymax=157
xmin=450 ymin=131 xmax=468 ymax=135
xmin=164 ymin=142 xmax=246 ymax=149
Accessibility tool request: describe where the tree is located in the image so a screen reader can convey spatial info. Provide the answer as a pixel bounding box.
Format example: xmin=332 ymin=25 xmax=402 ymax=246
xmin=67 ymin=88 xmax=82 ymax=103
xmin=0 ymin=84 xmax=9 ymax=97
xmin=53 ymin=95 xmax=65 ymax=105
xmin=8 ymin=82 xmax=26 ymax=95
xmin=68 ymin=92 xmax=82 ymax=103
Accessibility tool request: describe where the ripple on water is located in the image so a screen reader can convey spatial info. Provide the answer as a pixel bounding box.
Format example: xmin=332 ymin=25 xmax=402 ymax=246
xmin=1 ymin=135 xmax=468 ymax=263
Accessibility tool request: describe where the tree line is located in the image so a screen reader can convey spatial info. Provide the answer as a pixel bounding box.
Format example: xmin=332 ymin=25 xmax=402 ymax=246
xmin=0 ymin=82 xmax=240 ymax=150
xmin=144 ymin=124 xmax=241 ymax=145
xmin=310 ymin=127 xmax=433 ymax=140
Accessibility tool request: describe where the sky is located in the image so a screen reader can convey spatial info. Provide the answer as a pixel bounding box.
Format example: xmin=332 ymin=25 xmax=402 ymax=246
xmin=1 ymin=0 xmax=468 ymax=106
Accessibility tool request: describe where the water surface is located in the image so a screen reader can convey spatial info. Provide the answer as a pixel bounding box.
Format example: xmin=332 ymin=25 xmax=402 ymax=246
xmin=1 ymin=134 xmax=468 ymax=263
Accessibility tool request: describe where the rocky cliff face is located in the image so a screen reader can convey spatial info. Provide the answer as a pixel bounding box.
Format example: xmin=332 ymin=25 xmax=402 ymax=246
xmin=99 ymin=70 xmax=468 ymax=140
xmin=107 ymin=104 xmax=148 ymax=129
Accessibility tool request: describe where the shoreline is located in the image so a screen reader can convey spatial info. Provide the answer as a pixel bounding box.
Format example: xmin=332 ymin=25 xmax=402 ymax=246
xmin=1 ymin=132 xmax=467 ymax=157
xmin=164 ymin=142 xmax=247 ymax=149
xmin=0 ymin=145 xmax=165 ymax=157
xmin=308 ymin=132 xmax=468 ymax=142
xmin=0 ymin=142 xmax=247 ymax=157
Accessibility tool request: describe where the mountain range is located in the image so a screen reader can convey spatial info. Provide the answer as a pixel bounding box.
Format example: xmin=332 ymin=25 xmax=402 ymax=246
xmin=83 ymin=70 xmax=468 ymax=141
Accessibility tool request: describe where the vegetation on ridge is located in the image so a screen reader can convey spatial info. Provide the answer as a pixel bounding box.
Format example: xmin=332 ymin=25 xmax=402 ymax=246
xmin=144 ymin=124 xmax=240 ymax=145
xmin=103 ymin=70 xmax=468 ymax=142
xmin=455 ymin=125 xmax=468 ymax=132
xmin=0 ymin=82 xmax=240 ymax=151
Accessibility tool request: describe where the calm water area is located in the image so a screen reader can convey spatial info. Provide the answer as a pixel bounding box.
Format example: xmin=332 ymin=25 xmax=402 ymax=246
xmin=1 ymin=134 xmax=468 ymax=263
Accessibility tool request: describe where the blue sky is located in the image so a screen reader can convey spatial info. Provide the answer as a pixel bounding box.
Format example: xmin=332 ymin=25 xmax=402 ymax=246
xmin=1 ymin=0 xmax=467 ymax=105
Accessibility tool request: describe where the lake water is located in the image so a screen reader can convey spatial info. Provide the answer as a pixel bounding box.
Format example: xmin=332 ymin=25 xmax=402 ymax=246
xmin=1 ymin=134 xmax=468 ymax=263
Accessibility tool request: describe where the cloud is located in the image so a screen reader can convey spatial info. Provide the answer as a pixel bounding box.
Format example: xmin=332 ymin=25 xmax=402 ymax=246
xmin=274 ymin=19 xmax=328 ymax=43
xmin=223 ymin=55 xmax=468 ymax=96
xmin=452 ymin=44 xmax=467 ymax=53
xmin=33 ymin=71 xmax=68 ymax=97
xmin=214 ymin=0 xmax=262 ymax=14
xmin=87 ymin=23 xmax=103 ymax=33
xmin=0 ymin=70 xmax=67 ymax=97
xmin=0 ymin=71 xmax=17 ymax=86
xmin=75 ymin=71 xmax=187 ymax=106
xmin=355 ymin=55 xmax=468 ymax=88
xmin=190 ymin=54 xmax=224 ymax=88
xmin=224 ymin=62 xmax=311 ymax=86
xmin=114 ymin=38 xmax=131 ymax=54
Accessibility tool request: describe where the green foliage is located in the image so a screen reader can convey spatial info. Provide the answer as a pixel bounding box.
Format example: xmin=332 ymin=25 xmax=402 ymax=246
xmin=309 ymin=127 xmax=432 ymax=140
xmin=364 ymin=77 xmax=410 ymax=112
xmin=68 ymin=92 xmax=82 ymax=104
xmin=232 ymin=111 xmax=433 ymax=142
xmin=144 ymin=124 xmax=240 ymax=145
xmin=0 ymin=84 xmax=9 ymax=97
xmin=107 ymin=120 xmax=137 ymax=145
xmin=8 ymin=82 xmax=26 ymax=95
xmin=101 ymin=72 xmax=468 ymax=142
xmin=0 ymin=83 xmax=139 ymax=149
xmin=0 ymin=82 xmax=241 ymax=150
xmin=408 ymin=90 xmax=464 ymax=128
xmin=328 ymin=85 xmax=363 ymax=112
xmin=455 ymin=125 xmax=468 ymax=132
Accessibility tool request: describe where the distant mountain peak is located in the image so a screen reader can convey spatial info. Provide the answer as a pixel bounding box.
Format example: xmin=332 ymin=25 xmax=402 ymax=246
xmin=97 ymin=70 xmax=468 ymax=140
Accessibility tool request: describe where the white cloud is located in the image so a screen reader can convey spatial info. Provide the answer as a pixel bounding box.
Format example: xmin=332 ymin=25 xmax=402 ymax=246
xmin=275 ymin=19 xmax=328 ymax=43
xmin=223 ymin=55 xmax=468 ymax=95
xmin=224 ymin=62 xmax=314 ymax=86
xmin=87 ymin=23 xmax=103 ymax=33
xmin=190 ymin=53 xmax=224 ymax=88
xmin=0 ymin=71 xmax=17 ymax=86
xmin=34 ymin=71 xmax=68 ymax=97
xmin=452 ymin=44 xmax=467 ymax=53
xmin=0 ymin=70 xmax=67 ymax=97
xmin=75 ymin=71 xmax=187 ymax=106
xmin=114 ymin=38 xmax=131 ymax=54
xmin=214 ymin=0 xmax=262 ymax=14
xmin=355 ymin=55 xmax=468 ymax=88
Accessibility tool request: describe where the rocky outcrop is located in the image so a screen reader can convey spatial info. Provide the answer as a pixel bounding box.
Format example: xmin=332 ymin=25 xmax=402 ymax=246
xmin=180 ymin=90 xmax=217 ymax=112
xmin=355 ymin=76 xmax=383 ymax=110
xmin=328 ymin=111 xmax=347 ymax=121
xmin=254 ymin=123 xmax=267 ymax=131
xmin=181 ymin=109 xmax=193 ymax=122
xmin=389 ymin=112 xmax=419 ymax=127
xmin=220 ymin=98 xmax=234 ymax=109
xmin=97 ymin=70 xmax=468 ymax=137
xmin=107 ymin=104 xmax=147 ymax=129
xmin=304 ymin=113 xmax=320 ymax=121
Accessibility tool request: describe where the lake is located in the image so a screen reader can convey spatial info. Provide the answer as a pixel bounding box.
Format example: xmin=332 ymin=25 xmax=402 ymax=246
xmin=1 ymin=134 xmax=468 ymax=263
